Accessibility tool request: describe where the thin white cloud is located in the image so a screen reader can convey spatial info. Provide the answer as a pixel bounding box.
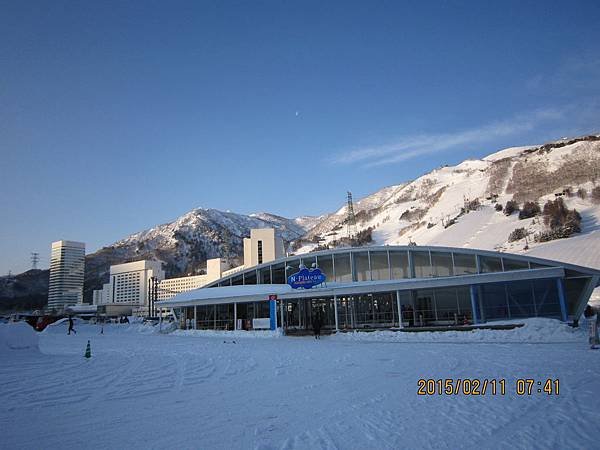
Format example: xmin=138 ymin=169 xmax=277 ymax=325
xmin=527 ymin=55 xmax=600 ymax=93
xmin=331 ymin=108 xmax=564 ymax=168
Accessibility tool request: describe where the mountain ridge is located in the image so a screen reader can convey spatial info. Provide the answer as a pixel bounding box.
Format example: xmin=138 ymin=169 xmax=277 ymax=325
xmin=2 ymin=133 xmax=600 ymax=309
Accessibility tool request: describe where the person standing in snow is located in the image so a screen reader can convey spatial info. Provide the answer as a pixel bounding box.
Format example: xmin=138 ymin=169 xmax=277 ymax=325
xmin=68 ymin=316 xmax=76 ymax=335
xmin=313 ymin=313 xmax=321 ymax=340
xmin=584 ymin=305 xmax=598 ymax=349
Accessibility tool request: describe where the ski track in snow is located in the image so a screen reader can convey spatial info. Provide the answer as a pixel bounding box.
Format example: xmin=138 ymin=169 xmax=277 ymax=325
xmin=1 ymin=324 xmax=600 ymax=450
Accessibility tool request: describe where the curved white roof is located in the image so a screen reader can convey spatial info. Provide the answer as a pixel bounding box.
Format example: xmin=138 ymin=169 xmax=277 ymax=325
xmin=161 ymin=284 xmax=293 ymax=306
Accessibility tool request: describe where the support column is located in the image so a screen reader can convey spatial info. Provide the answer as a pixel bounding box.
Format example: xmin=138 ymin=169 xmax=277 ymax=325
xmin=280 ymin=300 xmax=284 ymax=332
xmin=556 ymin=278 xmax=568 ymax=322
xmin=470 ymin=285 xmax=480 ymax=324
xmin=269 ymin=297 xmax=277 ymax=330
xmin=234 ymin=302 xmax=238 ymax=330
xmin=333 ymin=294 xmax=339 ymax=332
xmin=396 ymin=290 xmax=403 ymax=329
xmin=194 ymin=305 xmax=197 ymax=330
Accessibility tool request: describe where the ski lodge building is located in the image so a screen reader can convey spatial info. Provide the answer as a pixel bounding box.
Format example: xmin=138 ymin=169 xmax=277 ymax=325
xmin=157 ymin=238 xmax=600 ymax=332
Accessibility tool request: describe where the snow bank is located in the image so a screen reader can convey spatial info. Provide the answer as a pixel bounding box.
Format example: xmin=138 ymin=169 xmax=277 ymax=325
xmin=43 ymin=320 xmax=163 ymax=335
xmin=0 ymin=322 xmax=40 ymax=352
xmin=172 ymin=328 xmax=283 ymax=339
xmin=43 ymin=317 xmax=84 ymax=334
xmin=333 ymin=318 xmax=586 ymax=344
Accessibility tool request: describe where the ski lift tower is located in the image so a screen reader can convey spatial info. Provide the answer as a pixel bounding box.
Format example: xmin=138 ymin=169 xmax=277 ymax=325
xmin=31 ymin=252 xmax=39 ymax=270
xmin=346 ymin=191 xmax=357 ymax=240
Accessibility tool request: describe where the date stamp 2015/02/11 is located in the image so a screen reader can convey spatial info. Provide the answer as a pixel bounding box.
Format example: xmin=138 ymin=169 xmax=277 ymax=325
xmin=417 ymin=378 xmax=560 ymax=396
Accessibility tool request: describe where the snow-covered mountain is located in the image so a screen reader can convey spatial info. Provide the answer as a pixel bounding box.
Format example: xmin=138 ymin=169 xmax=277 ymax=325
xmin=4 ymin=134 xmax=600 ymax=309
xmin=108 ymin=208 xmax=306 ymax=274
xmin=70 ymin=208 xmax=309 ymax=302
xmin=294 ymin=135 xmax=600 ymax=273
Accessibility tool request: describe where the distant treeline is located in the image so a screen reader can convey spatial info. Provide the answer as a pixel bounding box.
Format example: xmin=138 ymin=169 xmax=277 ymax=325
xmin=0 ymin=294 xmax=47 ymax=312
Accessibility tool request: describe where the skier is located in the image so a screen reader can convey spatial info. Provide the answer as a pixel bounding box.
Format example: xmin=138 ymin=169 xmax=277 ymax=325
xmin=584 ymin=304 xmax=598 ymax=349
xmin=313 ymin=313 xmax=321 ymax=340
xmin=67 ymin=316 xmax=76 ymax=335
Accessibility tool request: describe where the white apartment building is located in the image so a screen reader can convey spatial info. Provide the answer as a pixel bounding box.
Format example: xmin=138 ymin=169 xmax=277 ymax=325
xmin=158 ymin=258 xmax=229 ymax=300
xmin=47 ymin=240 xmax=85 ymax=311
xmin=93 ymin=260 xmax=164 ymax=315
xmin=92 ymin=228 xmax=284 ymax=311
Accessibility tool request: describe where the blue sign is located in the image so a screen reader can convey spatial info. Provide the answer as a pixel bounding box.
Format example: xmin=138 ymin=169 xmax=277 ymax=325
xmin=287 ymin=267 xmax=326 ymax=289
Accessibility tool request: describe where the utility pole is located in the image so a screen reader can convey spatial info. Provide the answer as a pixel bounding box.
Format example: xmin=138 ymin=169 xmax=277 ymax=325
xmin=31 ymin=252 xmax=39 ymax=270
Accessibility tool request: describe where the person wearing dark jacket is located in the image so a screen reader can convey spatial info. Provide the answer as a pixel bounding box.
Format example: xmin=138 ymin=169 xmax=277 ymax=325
xmin=68 ymin=316 xmax=76 ymax=335
xmin=313 ymin=314 xmax=321 ymax=340
xmin=584 ymin=304 xmax=598 ymax=349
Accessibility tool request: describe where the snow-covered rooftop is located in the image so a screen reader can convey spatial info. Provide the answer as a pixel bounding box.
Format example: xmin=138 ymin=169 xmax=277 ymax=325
xmin=160 ymin=284 xmax=294 ymax=306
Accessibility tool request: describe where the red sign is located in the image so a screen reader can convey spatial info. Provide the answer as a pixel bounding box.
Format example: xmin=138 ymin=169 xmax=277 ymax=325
xmin=268 ymin=294 xmax=278 ymax=301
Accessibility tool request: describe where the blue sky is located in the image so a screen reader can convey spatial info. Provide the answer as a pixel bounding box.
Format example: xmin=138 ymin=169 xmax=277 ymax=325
xmin=1 ymin=1 xmax=600 ymax=274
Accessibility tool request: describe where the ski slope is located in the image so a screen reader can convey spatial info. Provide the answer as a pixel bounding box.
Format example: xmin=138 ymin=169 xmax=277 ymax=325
xmin=2 ymin=321 xmax=600 ymax=450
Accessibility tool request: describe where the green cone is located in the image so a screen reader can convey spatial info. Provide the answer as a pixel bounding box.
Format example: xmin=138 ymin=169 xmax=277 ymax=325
xmin=84 ymin=340 xmax=91 ymax=358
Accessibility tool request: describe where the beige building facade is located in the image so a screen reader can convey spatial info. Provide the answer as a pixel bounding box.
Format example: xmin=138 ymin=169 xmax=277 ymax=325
xmin=243 ymin=228 xmax=284 ymax=268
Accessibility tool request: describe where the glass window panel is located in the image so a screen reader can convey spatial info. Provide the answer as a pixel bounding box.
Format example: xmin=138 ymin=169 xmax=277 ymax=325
xmin=502 ymin=258 xmax=529 ymax=271
xmin=231 ymin=274 xmax=244 ymax=286
xmin=479 ymin=255 xmax=503 ymax=273
xmin=481 ymin=282 xmax=509 ymax=320
xmin=372 ymin=292 xmax=395 ymax=327
xmin=533 ymin=279 xmax=560 ymax=318
xmin=397 ymin=290 xmax=414 ymax=327
xmin=337 ymin=296 xmax=353 ymax=329
xmin=369 ymin=251 xmax=389 ymax=281
xmin=354 ymin=251 xmax=370 ymax=282
xmin=271 ymin=263 xmax=285 ymax=284
xmin=433 ymin=287 xmax=459 ymax=322
xmin=453 ymin=253 xmax=477 ymax=275
xmin=456 ymin=286 xmax=472 ymax=317
xmin=507 ymin=280 xmax=535 ymax=318
xmin=285 ymin=259 xmax=301 ymax=280
xmin=216 ymin=303 xmax=234 ymax=330
xmin=414 ymin=289 xmax=435 ymax=324
xmin=300 ymin=255 xmax=317 ymax=269
xmin=564 ymin=277 xmax=589 ymax=315
xmin=353 ymin=294 xmax=374 ymax=327
xmin=431 ymin=252 xmax=453 ymax=277
xmin=244 ymin=270 xmax=257 ymax=285
xmin=334 ymin=253 xmax=352 ymax=282
xmin=258 ymin=267 xmax=271 ymax=284
xmin=412 ymin=251 xmax=433 ymax=278
xmin=316 ymin=255 xmax=333 ymax=283
xmin=255 ymin=301 xmax=270 ymax=318
xmin=530 ymin=262 xmax=550 ymax=269
xmin=390 ymin=251 xmax=410 ymax=279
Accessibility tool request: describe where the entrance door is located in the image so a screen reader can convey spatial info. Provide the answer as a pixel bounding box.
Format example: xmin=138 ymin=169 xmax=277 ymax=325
xmin=415 ymin=291 xmax=435 ymax=326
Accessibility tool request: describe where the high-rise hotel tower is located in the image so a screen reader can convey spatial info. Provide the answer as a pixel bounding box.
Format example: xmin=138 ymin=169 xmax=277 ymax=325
xmin=47 ymin=240 xmax=85 ymax=311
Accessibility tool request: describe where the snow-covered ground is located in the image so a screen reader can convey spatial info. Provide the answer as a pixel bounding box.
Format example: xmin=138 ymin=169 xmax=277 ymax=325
xmin=2 ymin=320 xmax=600 ymax=450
